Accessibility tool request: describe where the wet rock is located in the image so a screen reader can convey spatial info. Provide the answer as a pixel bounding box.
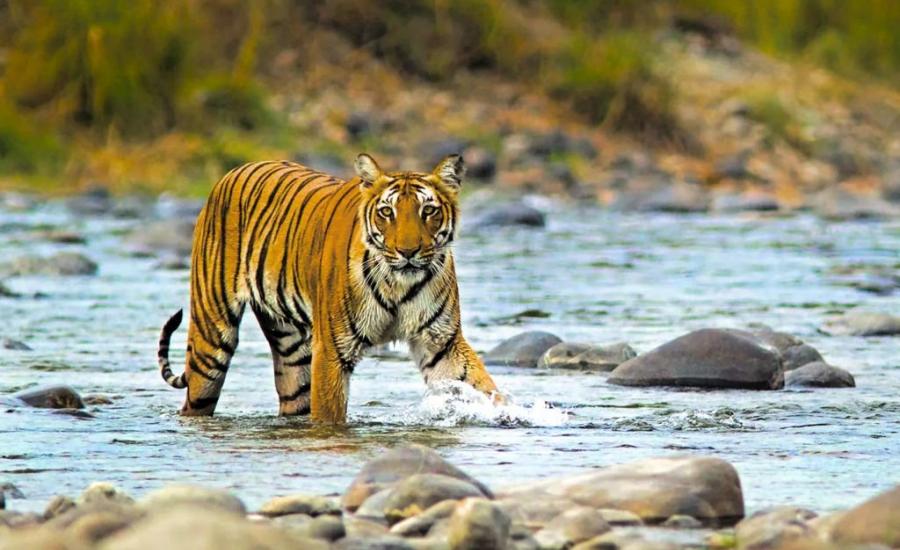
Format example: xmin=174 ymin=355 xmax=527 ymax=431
xmin=83 ymin=394 xmax=114 ymax=405
xmin=123 ymin=219 xmax=195 ymax=258
xmin=812 ymin=188 xmax=899 ymax=220
xmin=469 ymin=202 xmax=546 ymax=229
xmin=44 ymin=495 xmax=77 ymax=519
xmin=1 ymin=252 xmax=98 ymax=276
xmin=53 ymin=409 xmax=95 ymax=419
xmin=335 ymin=535 xmax=415 ymax=550
xmin=827 ymin=485 xmax=899 ymax=547
xmin=79 ymin=482 xmax=135 ymax=506
xmin=662 ymin=514 xmax=703 ymax=528
xmin=538 ymin=342 xmax=636 ymax=372
xmin=100 ymin=507 xmax=322 ymax=550
xmin=390 ymin=499 xmax=457 ymax=537
xmin=1 ymin=482 xmax=27 ymax=500
xmin=39 ymin=230 xmax=87 ymax=244
xmin=785 ymin=362 xmax=855 ymax=388
xmin=499 ymin=455 xmax=744 ymax=526
xmin=743 ymin=327 xmax=824 ymax=371
xmin=66 ymin=186 xmax=112 ymax=216
xmin=573 ymin=529 xmax=680 ymax=550
xmin=533 ymin=507 xmax=611 ymax=549
xmin=343 ymin=444 xmax=491 ymax=512
xmin=484 ymin=331 xmax=563 ymax=368
xmin=609 ymin=329 xmax=784 ymax=390
xmin=735 ymin=506 xmax=817 ymax=550
xmin=821 ymin=311 xmax=900 ymax=336
xmin=139 ymin=485 xmax=246 ymax=515
xmin=13 ymin=385 xmax=85 ymax=409
xmin=0 ymin=281 xmax=18 ymax=297
xmin=382 ymin=474 xmax=487 ymax=524
xmin=259 ymin=494 xmax=339 ymax=517
xmin=2 ymin=338 xmax=31 ymax=351
xmin=447 ymin=498 xmax=511 ymax=550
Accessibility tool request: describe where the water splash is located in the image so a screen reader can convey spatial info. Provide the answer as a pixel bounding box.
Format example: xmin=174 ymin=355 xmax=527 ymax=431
xmin=396 ymin=381 xmax=570 ymax=427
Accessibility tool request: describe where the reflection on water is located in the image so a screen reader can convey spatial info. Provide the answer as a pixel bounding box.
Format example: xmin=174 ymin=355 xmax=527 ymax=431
xmin=1 ymin=201 xmax=898 ymax=513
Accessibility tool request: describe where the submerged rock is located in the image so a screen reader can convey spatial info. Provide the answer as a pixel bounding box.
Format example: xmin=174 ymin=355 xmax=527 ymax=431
xmin=447 ymin=498 xmax=511 ymax=550
xmin=468 ymin=202 xmax=546 ymax=229
xmin=1 ymin=252 xmax=98 ymax=277
xmin=483 ymin=331 xmax=563 ymax=368
xmin=821 ymin=311 xmax=900 ymax=336
xmin=785 ymin=362 xmax=855 ymax=388
xmin=13 ymin=385 xmax=85 ymax=409
xmin=538 ymin=342 xmax=636 ymax=371
xmin=343 ymin=444 xmax=491 ymax=512
xmin=608 ymin=329 xmax=784 ymax=390
xmin=2 ymin=338 xmax=31 ymax=351
xmin=743 ymin=327 xmax=824 ymax=370
xmin=499 ymin=455 xmax=744 ymax=526
xmin=827 ymin=485 xmax=900 ymax=548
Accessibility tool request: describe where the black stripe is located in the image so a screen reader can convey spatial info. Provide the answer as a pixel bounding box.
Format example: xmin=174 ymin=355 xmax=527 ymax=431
xmin=279 ymin=383 xmax=311 ymax=402
xmin=279 ymin=336 xmax=309 ymax=357
xmin=362 ymin=250 xmax=396 ymax=314
xmin=284 ymin=355 xmax=312 ymax=367
xmin=415 ymin=291 xmax=450 ymax=334
xmin=423 ymin=326 xmax=458 ymax=370
xmin=399 ymin=264 xmax=438 ymax=304
xmin=343 ymin=296 xmax=372 ymax=347
xmin=188 ymin=395 xmax=219 ymax=410
xmin=188 ymin=356 xmax=217 ymax=381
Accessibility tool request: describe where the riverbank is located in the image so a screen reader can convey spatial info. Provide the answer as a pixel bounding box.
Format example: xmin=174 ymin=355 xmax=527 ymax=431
xmin=1 ymin=444 xmax=897 ymax=549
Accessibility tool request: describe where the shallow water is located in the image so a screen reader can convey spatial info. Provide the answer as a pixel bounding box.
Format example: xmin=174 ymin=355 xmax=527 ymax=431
xmin=1 ymin=198 xmax=898 ymax=514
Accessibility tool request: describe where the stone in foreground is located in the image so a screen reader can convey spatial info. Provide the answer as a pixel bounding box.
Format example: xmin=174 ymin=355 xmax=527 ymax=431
xmin=343 ymin=444 xmax=491 ymax=511
xmin=608 ymin=329 xmax=784 ymax=390
xmin=483 ymin=331 xmax=563 ymax=368
xmin=827 ymin=485 xmax=900 ymax=548
xmin=785 ymin=362 xmax=855 ymax=388
xmin=735 ymin=506 xmax=818 ymax=550
xmin=499 ymin=455 xmax=744 ymax=526
xmin=447 ymin=498 xmax=511 ymax=550
xmin=139 ymin=485 xmax=246 ymax=515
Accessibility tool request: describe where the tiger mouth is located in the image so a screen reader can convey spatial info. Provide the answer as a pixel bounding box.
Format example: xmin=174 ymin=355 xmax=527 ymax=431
xmin=393 ymin=264 xmax=425 ymax=274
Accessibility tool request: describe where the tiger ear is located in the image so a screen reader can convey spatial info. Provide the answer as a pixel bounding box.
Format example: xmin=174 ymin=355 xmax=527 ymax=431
xmin=433 ymin=154 xmax=465 ymax=191
xmin=355 ymin=153 xmax=383 ymax=188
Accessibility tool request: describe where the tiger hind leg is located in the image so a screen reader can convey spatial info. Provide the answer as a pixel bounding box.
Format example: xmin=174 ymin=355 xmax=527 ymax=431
xmin=253 ymin=306 xmax=312 ymax=416
xmin=180 ymin=304 xmax=245 ymax=416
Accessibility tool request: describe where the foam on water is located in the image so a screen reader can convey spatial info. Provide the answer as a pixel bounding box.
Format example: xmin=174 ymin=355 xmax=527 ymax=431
xmin=396 ymin=381 xmax=570 ymax=427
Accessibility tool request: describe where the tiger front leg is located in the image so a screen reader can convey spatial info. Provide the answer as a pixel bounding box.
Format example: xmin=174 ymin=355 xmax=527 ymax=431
xmin=309 ymin=338 xmax=353 ymax=424
xmin=411 ymin=328 xmax=500 ymax=400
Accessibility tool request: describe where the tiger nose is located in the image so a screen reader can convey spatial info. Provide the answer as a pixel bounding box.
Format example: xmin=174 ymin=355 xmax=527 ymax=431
xmin=397 ymin=246 xmax=420 ymax=259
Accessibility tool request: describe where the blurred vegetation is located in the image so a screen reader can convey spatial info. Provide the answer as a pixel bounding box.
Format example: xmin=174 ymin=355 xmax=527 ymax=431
xmin=0 ymin=0 xmax=898 ymax=193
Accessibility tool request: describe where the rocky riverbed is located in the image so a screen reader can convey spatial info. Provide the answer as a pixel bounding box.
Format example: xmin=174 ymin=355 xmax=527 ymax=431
xmin=1 ymin=444 xmax=897 ymax=549
xmin=1 ymin=191 xmax=898 ymax=549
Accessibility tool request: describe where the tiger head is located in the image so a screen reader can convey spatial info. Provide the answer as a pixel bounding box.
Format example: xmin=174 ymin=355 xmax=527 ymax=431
xmin=355 ymin=153 xmax=463 ymax=276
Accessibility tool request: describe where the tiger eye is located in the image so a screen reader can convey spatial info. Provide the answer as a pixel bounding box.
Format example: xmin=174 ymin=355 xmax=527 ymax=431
xmin=422 ymin=205 xmax=437 ymax=216
xmin=378 ymin=206 xmax=392 ymax=218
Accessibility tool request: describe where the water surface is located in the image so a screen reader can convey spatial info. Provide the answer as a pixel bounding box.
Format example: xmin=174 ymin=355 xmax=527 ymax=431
xmin=1 ymin=198 xmax=898 ymax=513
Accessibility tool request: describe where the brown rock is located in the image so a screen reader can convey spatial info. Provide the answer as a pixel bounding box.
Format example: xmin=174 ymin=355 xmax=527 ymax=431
xmin=538 ymin=342 xmax=637 ymax=371
xmin=383 ymin=474 xmax=487 ymax=524
xmin=447 ymin=498 xmax=511 ymax=550
xmin=13 ymin=386 xmax=85 ymax=409
xmin=533 ymin=507 xmax=611 ymax=549
xmin=735 ymin=506 xmax=817 ymax=550
xmin=828 ymin=485 xmax=900 ymax=547
xmin=499 ymin=456 xmax=744 ymax=526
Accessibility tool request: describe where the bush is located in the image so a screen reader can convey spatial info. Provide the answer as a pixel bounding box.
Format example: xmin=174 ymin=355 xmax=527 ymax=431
xmin=0 ymin=98 xmax=65 ymax=174
xmin=5 ymin=0 xmax=195 ymax=133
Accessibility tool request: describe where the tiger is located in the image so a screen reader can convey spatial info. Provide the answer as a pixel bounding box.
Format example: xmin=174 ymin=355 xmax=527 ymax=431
xmin=156 ymin=153 xmax=501 ymax=423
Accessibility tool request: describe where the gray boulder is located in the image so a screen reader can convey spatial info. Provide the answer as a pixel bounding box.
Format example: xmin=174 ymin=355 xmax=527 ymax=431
xmin=785 ymin=362 xmax=855 ymax=388
xmin=469 ymin=202 xmax=546 ymax=229
xmin=608 ymin=329 xmax=784 ymax=390
xmin=1 ymin=252 xmax=98 ymax=277
xmin=13 ymin=386 xmax=85 ymax=409
xmin=484 ymin=331 xmax=563 ymax=368
xmin=821 ymin=311 xmax=900 ymax=336
xmin=742 ymin=327 xmax=824 ymax=370
xmin=538 ymin=342 xmax=636 ymax=371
